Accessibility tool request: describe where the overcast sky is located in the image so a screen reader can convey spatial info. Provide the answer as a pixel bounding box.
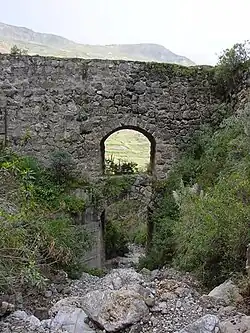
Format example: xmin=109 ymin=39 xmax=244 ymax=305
xmin=0 ymin=0 xmax=249 ymax=65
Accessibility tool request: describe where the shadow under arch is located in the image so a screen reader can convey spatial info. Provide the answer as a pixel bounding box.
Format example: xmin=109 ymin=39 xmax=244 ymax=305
xmin=100 ymin=125 xmax=156 ymax=175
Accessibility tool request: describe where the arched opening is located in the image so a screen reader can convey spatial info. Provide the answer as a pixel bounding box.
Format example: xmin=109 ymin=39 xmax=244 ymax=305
xmin=100 ymin=126 xmax=156 ymax=175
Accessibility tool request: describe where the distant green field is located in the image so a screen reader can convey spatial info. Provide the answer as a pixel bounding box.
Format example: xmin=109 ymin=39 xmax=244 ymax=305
xmin=105 ymin=129 xmax=150 ymax=170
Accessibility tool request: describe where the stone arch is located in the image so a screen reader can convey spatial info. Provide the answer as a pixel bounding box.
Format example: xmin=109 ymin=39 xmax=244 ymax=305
xmin=100 ymin=125 xmax=156 ymax=175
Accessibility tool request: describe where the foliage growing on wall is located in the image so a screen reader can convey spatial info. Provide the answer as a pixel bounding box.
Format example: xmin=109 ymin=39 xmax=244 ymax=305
xmin=145 ymin=41 xmax=250 ymax=105
xmin=144 ymin=61 xmax=214 ymax=80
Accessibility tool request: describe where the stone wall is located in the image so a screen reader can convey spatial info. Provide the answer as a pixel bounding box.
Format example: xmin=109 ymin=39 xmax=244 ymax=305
xmin=0 ymin=54 xmax=221 ymax=178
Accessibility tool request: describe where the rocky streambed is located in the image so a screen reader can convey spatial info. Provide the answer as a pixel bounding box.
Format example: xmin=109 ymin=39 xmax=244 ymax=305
xmin=0 ymin=245 xmax=249 ymax=333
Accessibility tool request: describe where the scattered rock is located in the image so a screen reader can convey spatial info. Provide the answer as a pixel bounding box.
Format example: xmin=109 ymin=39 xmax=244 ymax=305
xmin=34 ymin=307 xmax=49 ymax=321
xmin=12 ymin=310 xmax=41 ymax=327
xmin=0 ymin=301 xmax=15 ymax=317
xmin=140 ymin=268 xmax=151 ymax=276
xmin=0 ymin=245 xmax=249 ymax=333
xmin=208 ymin=280 xmax=243 ymax=305
xmin=219 ymin=315 xmax=250 ymax=333
xmin=44 ymin=290 xmax=53 ymax=298
xmin=50 ymin=306 xmax=94 ymax=333
xmin=178 ymin=314 xmax=219 ymax=333
xmin=81 ymin=287 xmax=149 ymax=332
xmin=101 ymin=268 xmax=143 ymax=290
xmin=144 ymin=297 xmax=155 ymax=307
xmin=49 ymin=297 xmax=82 ymax=316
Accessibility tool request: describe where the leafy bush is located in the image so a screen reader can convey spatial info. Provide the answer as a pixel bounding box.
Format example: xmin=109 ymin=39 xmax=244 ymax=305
xmin=10 ymin=45 xmax=28 ymax=56
xmin=62 ymin=195 xmax=86 ymax=215
xmin=174 ymin=172 xmax=250 ymax=286
xmin=215 ymin=41 xmax=250 ymax=99
xmin=90 ymin=175 xmax=135 ymax=206
xmin=49 ymin=150 xmax=76 ymax=183
xmin=0 ymin=210 xmax=90 ymax=291
xmin=105 ymin=197 xmax=148 ymax=251
xmin=139 ymin=215 xmax=176 ymax=271
xmin=139 ymin=176 xmax=179 ymax=270
xmin=83 ymin=267 xmax=106 ymax=277
xmin=142 ymin=101 xmax=250 ymax=286
xmin=132 ymin=224 xmax=147 ymax=246
xmin=104 ymin=220 xmax=129 ymax=259
xmin=105 ymin=156 xmax=139 ymax=175
xmin=0 ymin=151 xmax=90 ymax=292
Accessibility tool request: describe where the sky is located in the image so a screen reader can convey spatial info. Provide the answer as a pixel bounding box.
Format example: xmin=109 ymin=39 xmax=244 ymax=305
xmin=0 ymin=0 xmax=249 ymax=65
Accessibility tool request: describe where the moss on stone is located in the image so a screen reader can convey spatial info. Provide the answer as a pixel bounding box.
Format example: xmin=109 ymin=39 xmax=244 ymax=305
xmin=142 ymin=61 xmax=215 ymax=80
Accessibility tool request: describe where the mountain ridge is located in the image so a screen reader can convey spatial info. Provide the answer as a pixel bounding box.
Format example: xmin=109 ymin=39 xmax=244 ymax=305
xmin=0 ymin=21 xmax=195 ymax=65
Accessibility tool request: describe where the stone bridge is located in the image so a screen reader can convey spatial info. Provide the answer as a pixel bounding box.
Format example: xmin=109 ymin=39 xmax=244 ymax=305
xmin=0 ymin=54 xmax=221 ymax=178
xmin=0 ymin=54 xmax=223 ymax=267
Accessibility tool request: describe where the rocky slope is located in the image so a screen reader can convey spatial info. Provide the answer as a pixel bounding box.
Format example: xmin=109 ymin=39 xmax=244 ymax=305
xmin=0 ymin=22 xmax=194 ymax=65
xmin=0 ymin=245 xmax=249 ymax=333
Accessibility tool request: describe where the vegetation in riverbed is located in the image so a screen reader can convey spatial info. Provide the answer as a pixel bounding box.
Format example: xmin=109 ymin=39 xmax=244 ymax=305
xmin=104 ymin=198 xmax=148 ymax=260
xmin=141 ymin=101 xmax=250 ymax=287
xmin=0 ymin=147 xmax=143 ymax=292
xmin=140 ymin=42 xmax=250 ymax=287
xmin=0 ymin=149 xmax=91 ymax=292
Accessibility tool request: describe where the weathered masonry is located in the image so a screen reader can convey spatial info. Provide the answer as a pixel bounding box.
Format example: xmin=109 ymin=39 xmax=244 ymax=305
xmin=0 ymin=54 xmax=221 ymax=179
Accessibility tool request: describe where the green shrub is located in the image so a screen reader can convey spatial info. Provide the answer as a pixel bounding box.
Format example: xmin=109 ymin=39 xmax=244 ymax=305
xmin=173 ymin=172 xmax=250 ymax=286
xmin=105 ymin=156 xmax=139 ymax=175
xmin=132 ymin=225 xmax=147 ymax=246
xmin=140 ymin=126 xmax=215 ymax=271
xmin=62 ymin=195 xmax=86 ymax=215
xmin=105 ymin=197 xmax=148 ymax=251
xmin=215 ymin=41 xmax=250 ymax=99
xmin=32 ymin=181 xmax=63 ymax=208
xmin=0 ymin=208 xmax=90 ymax=292
xmin=49 ymin=150 xmax=76 ymax=183
xmin=83 ymin=267 xmax=106 ymax=277
xmin=38 ymin=215 xmax=89 ymax=265
xmin=10 ymin=45 xmax=28 ymax=55
xmin=139 ymin=215 xmax=176 ymax=271
xmin=139 ymin=175 xmax=180 ymax=270
xmin=100 ymin=175 xmax=135 ymax=203
xmin=143 ymin=101 xmax=250 ymax=285
xmin=104 ymin=220 xmax=129 ymax=259
xmin=0 ymin=150 xmax=90 ymax=292
xmin=20 ymin=261 xmax=48 ymax=289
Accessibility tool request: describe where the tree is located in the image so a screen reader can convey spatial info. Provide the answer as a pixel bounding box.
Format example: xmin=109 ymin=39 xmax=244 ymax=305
xmin=215 ymin=41 xmax=250 ymax=99
xmin=10 ymin=45 xmax=28 ymax=56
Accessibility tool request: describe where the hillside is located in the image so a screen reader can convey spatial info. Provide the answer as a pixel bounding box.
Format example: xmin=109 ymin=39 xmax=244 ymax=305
xmin=105 ymin=130 xmax=150 ymax=170
xmin=0 ymin=22 xmax=194 ymax=65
